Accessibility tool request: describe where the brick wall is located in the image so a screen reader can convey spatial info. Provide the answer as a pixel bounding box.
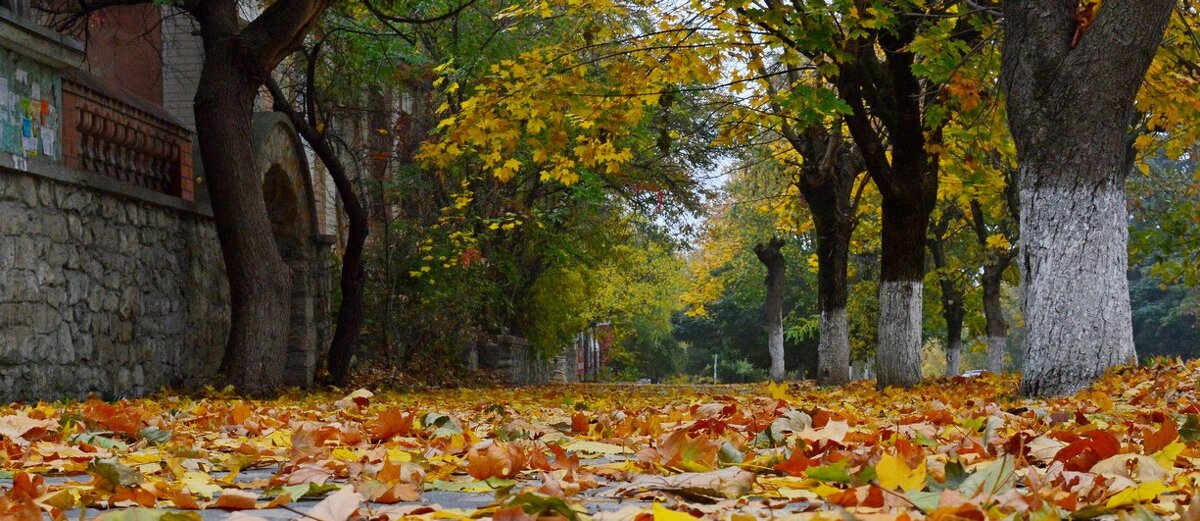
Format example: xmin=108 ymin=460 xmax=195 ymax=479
xmin=78 ymin=5 xmax=164 ymax=106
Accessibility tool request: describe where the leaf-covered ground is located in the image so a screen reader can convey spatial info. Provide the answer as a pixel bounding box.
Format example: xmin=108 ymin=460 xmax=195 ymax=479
xmin=2 ymin=361 xmax=1200 ymax=520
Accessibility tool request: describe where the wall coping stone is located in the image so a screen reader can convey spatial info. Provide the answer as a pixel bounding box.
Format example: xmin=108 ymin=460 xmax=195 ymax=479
xmin=0 ymin=9 xmax=84 ymax=69
xmin=0 ymin=151 xmax=212 ymax=217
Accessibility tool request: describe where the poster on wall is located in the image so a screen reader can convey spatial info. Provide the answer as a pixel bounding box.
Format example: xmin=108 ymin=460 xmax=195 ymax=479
xmin=0 ymin=47 xmax=62 ymax=161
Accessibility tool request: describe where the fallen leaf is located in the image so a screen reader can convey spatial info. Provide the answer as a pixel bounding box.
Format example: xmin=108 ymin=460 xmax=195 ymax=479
xmin=308 ymin=485 xmax=364 ymax=521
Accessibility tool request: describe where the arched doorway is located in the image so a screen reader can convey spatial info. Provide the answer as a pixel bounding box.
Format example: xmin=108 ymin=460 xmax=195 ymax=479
xmin=252 ymin=113 xmax=328 ymax=387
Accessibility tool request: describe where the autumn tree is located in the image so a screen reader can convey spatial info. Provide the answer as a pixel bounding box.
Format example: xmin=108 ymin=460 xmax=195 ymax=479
xmin=730 ymin=1 xmax=986 ymax=387
xmin=1001 ymin=0 xmax=1174 ymax=396
xmin=680 ymin=157 xmax=824 ymax=381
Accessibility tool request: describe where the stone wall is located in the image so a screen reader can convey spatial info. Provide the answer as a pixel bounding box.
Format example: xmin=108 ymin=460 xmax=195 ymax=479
xmin=0 ymin=161 xmax=228 ymax=400
xmin=475 ymin=334 xmax=579 ymax=386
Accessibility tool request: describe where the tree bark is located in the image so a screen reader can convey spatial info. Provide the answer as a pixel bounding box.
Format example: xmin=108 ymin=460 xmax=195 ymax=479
xmin=1002 ymin=0 xmax=1173 ymax=396
xmin=198 ymin=59 xmax=291 ymax=395
xmin=874 ymin=195 xmax=932 ymax=388
xmin=981 ymin=267 xmax=1006 ymax=373
xmin=754 ymin=237 xmax=787 ymax=382
xmin=192 ymin=5 xmax=290 ymax=395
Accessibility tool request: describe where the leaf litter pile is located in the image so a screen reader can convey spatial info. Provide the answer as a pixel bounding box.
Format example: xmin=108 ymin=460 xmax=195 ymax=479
xmin=3 ymin=361 xmax=1200 ymax=520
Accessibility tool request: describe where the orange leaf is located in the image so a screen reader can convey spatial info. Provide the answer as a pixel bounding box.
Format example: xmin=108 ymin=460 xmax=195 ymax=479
xmin=1054 ymin=430 xmax=1120 ymax=472
xmin=368 ymin=409 xmax=415 ymax=442
xmin=467 ymin=441 xmax=528 ymax=479
xmin=212 ymin=489 xmax=259 ymax=510
xmin=169 ymin=489 xmax=201 ymax=510
xmin=82 ymin=401 xmax=144 ymax=436
xmin=1145 ymin=417 xmax=1178 ymax=455
xmin=773 ymin=446 xmax=810 ymax=477
xmin=571 ymin=412 xmax=590 ymax=434
xmin=230 ymin=403 xmax=253 ymax=425
xmin=11 ymin=473 xmax=43 ymax=498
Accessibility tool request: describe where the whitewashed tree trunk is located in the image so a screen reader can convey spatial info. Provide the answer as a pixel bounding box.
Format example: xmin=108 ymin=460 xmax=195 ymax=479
xmin=1017 ymin=181 xmax=1135 ymax=394
xmin=986 ymin=335 xmax=1006 ymax=373
xmin=876 ymin=281 xmax=923 ymax=388
xmin=1002 ymin=0 xmax=1172 ymax=396
xmin=818 ymin=308 xmax=851 ymax=385
xmin=768 ymin=320 xmax=785 ymax=382
xmin=945 ymin=337 xmax=962 ymax=377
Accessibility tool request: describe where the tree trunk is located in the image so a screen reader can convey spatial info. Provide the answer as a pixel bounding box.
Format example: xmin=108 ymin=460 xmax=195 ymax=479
xmin=758 ymin=58 xmax=864 ymax=387
xmin=1002 ymin=0 xmax=1173 ymax=396
xmin=969 ymin=199 xmax=1014 ymax=374
xmin=946 ymin=336 xmax=962 ymax=377
xmin=322 ymin=176 xmax=368 ymax=387
xmin=834 ymin=23 xmax=938 ymax=389
xmin=981 ymin=267 xmax=1007 ymax=373
xmin=796 ymin=144 xmax=857 ymax=386
xmin=196 ymin=37 xmax=292 ymax=396
xmin=875 ymin=196 xmax=929 ymax=388
xmin=929 ymin=212 xmax=964 ymax=377
xmin=189 ymin=0 xmax=331 ymax=394
xmin=754 ymin=237 xmax=786 ymax=382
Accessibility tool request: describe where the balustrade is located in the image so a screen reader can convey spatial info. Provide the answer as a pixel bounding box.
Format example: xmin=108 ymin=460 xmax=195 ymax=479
xmin=61 ymin=70 xmax=193 ymax=200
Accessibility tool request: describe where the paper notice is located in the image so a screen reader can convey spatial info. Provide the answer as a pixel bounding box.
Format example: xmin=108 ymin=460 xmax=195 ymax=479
xmin=31 ymin=84 xmax=40 ymax=100
xmin=41 ymin=127 xmax=55 ymax=157
xmin=15 ymin=70 xmax=27 ymax=83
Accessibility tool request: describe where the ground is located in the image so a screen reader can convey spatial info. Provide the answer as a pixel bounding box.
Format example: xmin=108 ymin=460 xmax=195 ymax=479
xmin=2 ymin=360 xmax=1200 ymax=520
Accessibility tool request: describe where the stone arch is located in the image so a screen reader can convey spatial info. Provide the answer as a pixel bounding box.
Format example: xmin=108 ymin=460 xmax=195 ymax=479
xmin=251 ymin=112 xmax=326 ymax=387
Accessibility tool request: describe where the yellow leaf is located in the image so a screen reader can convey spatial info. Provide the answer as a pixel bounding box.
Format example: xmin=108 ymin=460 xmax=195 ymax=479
xmin=387 ymin=447 xmax=414 ymax=463
xmin=986 ymin=234 xmax=1012 ymax=250
xmin=331 ymin=448 xmax=359 ymax=461
xmin=767 ymin=381 xmax=791 ymax=401
xmin=653 ymin=502 xmax=699 ymax=520
xmin=1106 ymin=480 xmax=1168 ymax=508
xmin=264 ymin=430 xmax=291 ymax=448
xmin=182 ymin=471 xmax=221 ymax=500
xmin=875 ymin=453 xmax=926 ymax=492
xmin=1153 ymin=440 xmax=1186 ymax=468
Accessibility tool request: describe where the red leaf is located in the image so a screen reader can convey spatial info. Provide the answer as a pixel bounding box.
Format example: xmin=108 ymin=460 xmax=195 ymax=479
xmin=773 ymin=446 xmax=810 ymax=477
